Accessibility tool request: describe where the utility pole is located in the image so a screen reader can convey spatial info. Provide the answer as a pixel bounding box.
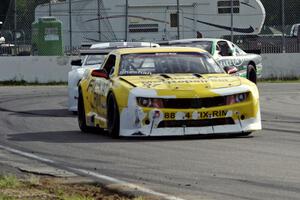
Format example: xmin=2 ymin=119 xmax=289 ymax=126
xmin=125 ymin=0 xmax=128 ymax=41
xmin=177 ymin=0 xmax=180 ymax=39
xmin=97 ymin=0 xmax=101 ymax=42
xmin=69 ymin=0 xmax=73 ymax=51
xmin=230 ymin=0 xmax=234 ymax=42
xmin=14 ymin=0 xmax=17 ymax=46
xmin=49 ymin=0 xmax=52 ymax=16
xmin=282 ymin=0 xmax=286 ymax=53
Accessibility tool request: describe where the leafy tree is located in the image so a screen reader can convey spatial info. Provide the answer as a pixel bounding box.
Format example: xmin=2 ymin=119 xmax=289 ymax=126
xmin=0 ymin=0 xmax=10 ymax=24
xmin=16 ymin=0 xmax=50 ymax=28
xmin=261 ymin=0 xmax=300 ymax=26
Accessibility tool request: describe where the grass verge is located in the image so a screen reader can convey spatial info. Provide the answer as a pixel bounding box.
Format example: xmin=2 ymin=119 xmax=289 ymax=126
xmin=0 ymin=175 xmax=20 ymax=188
xmin=0 ymin=174 xmax=145 ymax=200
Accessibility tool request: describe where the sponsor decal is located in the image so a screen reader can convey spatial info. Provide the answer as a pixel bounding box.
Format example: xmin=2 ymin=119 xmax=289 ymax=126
xmin=121 ymin=71 xmax=152 ymax=75
xmin=218 ymin=58 xmax=245 ymax=67
xmin=87 ymin=79 xmax=96 ymax=93
xmin=139 ymin=77 xmax=237 ymax=88
xmin=164 ymin=110 xmax=228 ymax=119
xmin=140 ymin=79 xmax=208 ymax=88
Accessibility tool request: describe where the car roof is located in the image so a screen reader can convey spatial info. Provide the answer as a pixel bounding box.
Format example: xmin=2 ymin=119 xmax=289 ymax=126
xmin=80 ymin=49 xmax=112 ymax=55
xmin=168 ymin=38 xmax=224 ymax=44
xmin=111 ymin=47 xmax=208 ymax=55
xmin=90 ymin=42 xmax=159 ymax=49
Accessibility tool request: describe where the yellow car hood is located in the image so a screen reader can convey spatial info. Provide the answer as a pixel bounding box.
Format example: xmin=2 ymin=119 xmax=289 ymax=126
xmin=120 ymin=74 xmax=241 ymax=90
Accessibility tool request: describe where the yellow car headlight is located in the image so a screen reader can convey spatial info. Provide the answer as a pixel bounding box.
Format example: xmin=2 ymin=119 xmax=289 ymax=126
xmin=226 ymin=92 xmax=249 ymax=105
xmin=137 ymin=97 xmax=164 ymax=108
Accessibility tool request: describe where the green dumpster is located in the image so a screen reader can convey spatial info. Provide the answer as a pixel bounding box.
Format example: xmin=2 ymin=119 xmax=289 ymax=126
xmin=32 ymin=17 xmax=63 ymax=56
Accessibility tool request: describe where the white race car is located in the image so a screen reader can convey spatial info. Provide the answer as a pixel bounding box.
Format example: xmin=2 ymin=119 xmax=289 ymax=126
xmin=167 ymin=38 xmax=263 ymax=84
xmin=68 ymin=42 xmax=159 ymax=113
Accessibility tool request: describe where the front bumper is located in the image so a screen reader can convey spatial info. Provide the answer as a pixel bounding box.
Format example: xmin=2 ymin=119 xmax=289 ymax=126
xmin=119 ymin=103 xmax=261 ymax=137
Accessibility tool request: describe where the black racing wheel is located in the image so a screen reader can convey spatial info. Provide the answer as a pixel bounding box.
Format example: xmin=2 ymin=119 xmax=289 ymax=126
xmin=247 ymin=64 xmax=257 ymax=84
xmin=107 ymin=93 xmax=120 ymax=138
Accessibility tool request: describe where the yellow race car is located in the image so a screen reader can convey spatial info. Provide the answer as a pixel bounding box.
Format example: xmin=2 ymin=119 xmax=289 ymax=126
xmin=78 ymin=47 xmax=261 ymax=138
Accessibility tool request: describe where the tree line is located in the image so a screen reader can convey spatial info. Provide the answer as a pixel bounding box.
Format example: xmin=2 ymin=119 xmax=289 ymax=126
xmin=0 ymin=0 xmax=50 ymax=28
xmin=261 ymin=0 xmax=300 ymax=25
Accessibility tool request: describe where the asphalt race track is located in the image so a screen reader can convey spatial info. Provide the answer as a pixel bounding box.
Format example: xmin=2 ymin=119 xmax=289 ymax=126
xmin=0 ymin=83 xmax=300 ymax=200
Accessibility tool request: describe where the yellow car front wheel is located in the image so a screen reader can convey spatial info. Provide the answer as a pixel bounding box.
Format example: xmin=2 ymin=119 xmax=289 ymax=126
xmin=107 ymin=93 xmax=120 ymax=138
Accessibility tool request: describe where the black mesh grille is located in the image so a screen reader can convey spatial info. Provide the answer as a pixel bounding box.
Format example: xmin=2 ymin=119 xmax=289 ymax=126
xmin=157 ymin=118 xmax=235 ymax=128
xmin=162 ymin=97 xmax=226 ymax=109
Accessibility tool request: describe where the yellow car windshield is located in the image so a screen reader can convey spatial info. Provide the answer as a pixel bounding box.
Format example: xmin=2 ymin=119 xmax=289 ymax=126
xmin=119 ymin=52 xmax=224 ymax=76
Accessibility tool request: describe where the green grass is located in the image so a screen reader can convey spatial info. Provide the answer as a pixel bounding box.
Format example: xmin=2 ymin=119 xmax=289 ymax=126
xmin=0 ymin=175 xmax=136 ymax=200
xmin=0 ymin=175 xmax=21 ymax=189
xmin=0 ymin=194 xmax=16 ymax=200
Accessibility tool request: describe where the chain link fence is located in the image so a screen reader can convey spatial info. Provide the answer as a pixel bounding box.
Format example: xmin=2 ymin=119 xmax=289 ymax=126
xmin=236 ymin=0 xmax=300 ymax=53
xmin=1 ymin=0 xmax=300 ymax=56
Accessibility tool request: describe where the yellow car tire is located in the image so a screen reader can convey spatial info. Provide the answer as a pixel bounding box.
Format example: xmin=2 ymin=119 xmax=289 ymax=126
xmin=107 ymin=93 xmax=120 ymax=138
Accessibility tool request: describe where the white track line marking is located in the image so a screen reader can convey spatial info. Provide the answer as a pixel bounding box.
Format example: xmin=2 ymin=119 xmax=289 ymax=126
xmin=71 ymin=168 xmax=184 ymax=200
xmin=0 ymin=144 xmax=185 ymax=200
xmin=71 ymin=168 xmax=185 ymax=200
xmin=0 ymin=145 xmax=55 ymax=163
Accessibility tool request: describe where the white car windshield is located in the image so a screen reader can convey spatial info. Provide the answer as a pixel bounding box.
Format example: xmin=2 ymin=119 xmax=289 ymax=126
xmin=170 ymin=41 xmax=213 ymax=54
xmin=85 ymin=55 xmax=106 ymax=65
xmin=119 ymin=52 xmax=224 ymax=76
